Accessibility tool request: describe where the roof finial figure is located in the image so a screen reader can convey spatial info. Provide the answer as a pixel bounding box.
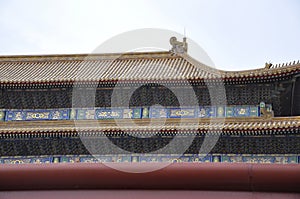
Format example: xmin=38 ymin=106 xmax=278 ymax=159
xmin=170 ymin=36 xmax=188 ymax=54
xmin=265 ymin=62 xmax=272 ymax=69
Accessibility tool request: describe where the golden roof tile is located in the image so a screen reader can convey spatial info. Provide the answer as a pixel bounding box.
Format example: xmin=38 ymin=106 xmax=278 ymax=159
xmin=0 ymin=52 xmax=299 ymax=84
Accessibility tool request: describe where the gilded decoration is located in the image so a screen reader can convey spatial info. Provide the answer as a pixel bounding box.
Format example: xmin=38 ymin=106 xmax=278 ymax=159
xmin=0 ymin=154 xmax=298 ymax=164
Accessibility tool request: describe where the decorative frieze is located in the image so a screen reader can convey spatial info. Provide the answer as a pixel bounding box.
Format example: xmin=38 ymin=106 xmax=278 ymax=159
xmin=0 ymin=105 xmax=264 ymax=122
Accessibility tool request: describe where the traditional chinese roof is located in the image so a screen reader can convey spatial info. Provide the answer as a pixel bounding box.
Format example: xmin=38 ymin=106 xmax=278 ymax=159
xmin=0 ymin=116 xmax=299 ymax=136
xmin=0 ymin=52 xmax=299 ymax=85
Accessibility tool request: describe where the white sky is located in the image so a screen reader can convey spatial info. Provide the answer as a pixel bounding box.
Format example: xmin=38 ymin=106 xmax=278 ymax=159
xmin=0 ymin=0 xmax=299 ymax=70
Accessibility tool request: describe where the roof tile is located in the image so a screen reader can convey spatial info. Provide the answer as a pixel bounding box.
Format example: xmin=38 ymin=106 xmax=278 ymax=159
xmin=0 ymin=52 xmax=299 ymax=83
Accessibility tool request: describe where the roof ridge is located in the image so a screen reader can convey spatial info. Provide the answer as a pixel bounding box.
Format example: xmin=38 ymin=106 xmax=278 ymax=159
xmin=270 ymin=60 xmax=300 ymax=69
xmin=0 ymin=51 xmax=173 ymax=62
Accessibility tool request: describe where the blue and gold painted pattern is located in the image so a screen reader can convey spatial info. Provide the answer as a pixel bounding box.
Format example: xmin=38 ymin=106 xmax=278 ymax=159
xmin=149 ymin=107 xmax=168 ymax=118
xmin=250 ymin=106 xmax=260 ymax=117
xmin=6 ymin=109 xmax=70 ymax=121
xmin=96 ymin=109 xmax=123 ymax=119
xmin=0 ymin=110 xmax=5 ymax=121
xmin=169 ymin=108 xmax=196 ymax=118
xmin=0 ymin=105 xmax=262 ymax=122
xmin=198 ymin=106 xmax=217 ymax=118
xmin=1 ymin=156 xmax=52 ymax=164
xmin=76 ymin=109 xmax=95 ymax=120
xmin=0 ymin=154 xmax=299 ymax=164
xmin=234 ymin=106 xmax=251 ymax=117
xmin=217 ymin=106 xmax=225 ymax=117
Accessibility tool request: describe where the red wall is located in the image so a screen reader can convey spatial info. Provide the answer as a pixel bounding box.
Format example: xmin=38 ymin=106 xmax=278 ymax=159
xmin=0 ymin=162 xmax=299 ymax=192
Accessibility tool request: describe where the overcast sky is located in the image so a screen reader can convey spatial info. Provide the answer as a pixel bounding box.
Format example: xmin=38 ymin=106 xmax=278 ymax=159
xmin=0 ymin=0 xmax=299 ymax=70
